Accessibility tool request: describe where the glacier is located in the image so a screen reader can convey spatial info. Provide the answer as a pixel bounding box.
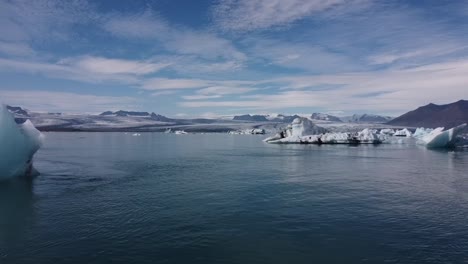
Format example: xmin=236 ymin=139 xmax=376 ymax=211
xmin=0 ymin=105 xmax=44 ymax=180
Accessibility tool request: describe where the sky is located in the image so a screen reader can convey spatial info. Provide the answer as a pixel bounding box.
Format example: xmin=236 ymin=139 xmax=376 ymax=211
xmin=0 ymin=0 xmax=467 ymax=117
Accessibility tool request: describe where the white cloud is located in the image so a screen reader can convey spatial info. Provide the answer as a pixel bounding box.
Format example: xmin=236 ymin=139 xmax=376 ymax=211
xmin=103 ymin=9 xmax=168 ymax=39
xmin=142 ymin=78 xmax=210 ymax=90
xmin=151 ymin=90 xmax=178 ymax=97
xmin=0 ymin=0 xmax=96 ymax=42
xmin=244 ymin=38 xmax=360 ymax=73
xmin=0 ymin=41 xmax=34 ymax=56
xmin=102 ymin=9 xmax=246 ymax=62
xmin=67 ymin=56 xmax=169 ymax=75
xmin=212 ymin=0 xmax=365 ymax=32
xmin=180 ymin=58 xmax=468 ymax=115
xmin=0 ymin=56 xmax=170 ymax=84
xmin=197 ymin=86 xmax=255 ymax=95
xmin=182 ymin=95 xmax=222 ymax=100
xmin=0 ymin=90 xmax=137 ymax=113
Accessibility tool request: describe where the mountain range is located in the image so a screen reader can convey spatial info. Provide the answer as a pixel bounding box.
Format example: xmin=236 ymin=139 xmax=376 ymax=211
xmin=5 ymin=99 xmax=466 ymax=132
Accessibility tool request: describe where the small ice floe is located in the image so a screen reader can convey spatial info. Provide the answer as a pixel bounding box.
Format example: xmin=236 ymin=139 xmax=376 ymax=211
xmin=132 ymin=133 xmax=141 ymax=136
xmin=174 ymin=130 xmax=188 ymax=135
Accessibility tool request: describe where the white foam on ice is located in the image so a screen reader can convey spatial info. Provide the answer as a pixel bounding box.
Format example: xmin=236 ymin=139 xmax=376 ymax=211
xmin=0 ymin=105 xmax=44 ymax=180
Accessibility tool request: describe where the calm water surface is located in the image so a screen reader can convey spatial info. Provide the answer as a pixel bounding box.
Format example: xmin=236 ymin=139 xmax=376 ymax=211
xmin=1 ymin=133 xmax=468 ymax=264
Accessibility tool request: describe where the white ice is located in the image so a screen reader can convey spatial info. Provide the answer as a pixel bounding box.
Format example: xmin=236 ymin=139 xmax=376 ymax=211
xmin=264 ymin=118 xmax=383 ymax=144
xmin=0 ymin=105 xmax=44 ymax=180
xmin=419 ymin=124 xmax=466 ymax=148
xmin=394 ymin=128 xmax=412 ymax=137
xmin=413 ymin=127 xmax=434 ymax=139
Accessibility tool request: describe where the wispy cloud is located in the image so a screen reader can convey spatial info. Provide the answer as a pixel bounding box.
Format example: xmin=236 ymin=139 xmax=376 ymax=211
xmin=0 ymin=0 xmax=97 ymax=42
xmin=64 ymin=56 xmax=170 ymax=76
xmin=102 ymin=8 xmax=245 ymax=62
xmin=180 ymin=58 xmax=468 ymax=115
xmin=0 ymin=56 xmax=169 ymax=84
xmin=212 ymin=0 xmax=368 ymax=32
xmin=0 ymin=90 xmax=138 ymax=113
xmin=0 ymin=41 xmax=34 ymax=57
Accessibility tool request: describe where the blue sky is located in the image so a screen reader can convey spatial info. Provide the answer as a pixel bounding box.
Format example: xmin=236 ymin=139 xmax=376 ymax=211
xmin=0 ymin=0 xmax=467 ymax=117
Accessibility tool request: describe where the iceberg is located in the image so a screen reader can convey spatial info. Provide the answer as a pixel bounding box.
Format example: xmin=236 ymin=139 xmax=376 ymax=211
xmin=413 ymin=127 xmax=434 ymax=139
xmin=379 ymin=128 xmax=395 ymax=135
xmin=394 ymin=128 xmax=412 ymax=137
xmin=264 ymin=118 xmax=383 ymax=144
xmin=263 ymin=117 xmax=328 ymax=142
xmin=419 ymin=124 xmax=467 ymax=148
xmin=0 ymin=105 xmax=44 ymax=180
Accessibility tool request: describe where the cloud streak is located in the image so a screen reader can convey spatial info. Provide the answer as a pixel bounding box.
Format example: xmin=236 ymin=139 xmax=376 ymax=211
xmin=0 ymin=90 xmax=138 ymax=113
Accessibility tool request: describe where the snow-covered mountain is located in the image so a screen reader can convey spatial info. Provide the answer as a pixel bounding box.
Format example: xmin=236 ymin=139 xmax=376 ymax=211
xmin=232 ymin=114 xmax=300 ymax=123
xmin=232 ymin=114 xmax=269 ymax=122
xmin=341 ymin=114 xmax=393 ymax=123
xmin=310 ymin=113 xmax=342 ymax=122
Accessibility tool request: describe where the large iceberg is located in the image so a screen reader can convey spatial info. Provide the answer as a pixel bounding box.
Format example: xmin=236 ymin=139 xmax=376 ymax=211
xmin=264 ymin=118 xmax=383 ymax=144
xmin=419 ymin=124 xmax=466 ymax=148
xmin=0 ymin=105 xmax=44 ymax=180
xmin=413 ymin=127 xmax=434 ymax=138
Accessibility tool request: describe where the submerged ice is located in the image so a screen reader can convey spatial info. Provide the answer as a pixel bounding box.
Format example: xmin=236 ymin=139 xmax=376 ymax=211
xmin=0 ymin=105 xmax=44 ymax=180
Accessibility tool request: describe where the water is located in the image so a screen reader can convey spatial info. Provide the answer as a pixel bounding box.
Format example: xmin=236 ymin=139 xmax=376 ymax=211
xmin=1 ymin=133 xmax=468 ymax=264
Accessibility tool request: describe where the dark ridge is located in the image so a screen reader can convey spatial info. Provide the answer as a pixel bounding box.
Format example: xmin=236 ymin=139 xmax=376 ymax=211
xmin=387 ymin=100 xmax=468 ymax=128
xmin=6 ymin=105 xmax=29 ymax=116
xmin=233 ymin=114 xmax=269 ymax=122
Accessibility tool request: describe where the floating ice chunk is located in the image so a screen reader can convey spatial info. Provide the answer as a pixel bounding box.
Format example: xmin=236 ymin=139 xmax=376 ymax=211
xmin=0 ymin=105 xmax=44 ymax=180
xmin=264 ymin=125 xmax=383 ymax=145
xmin=379 ymin=128 xmax=395 ymax=135
xmin=263 ymin=117 xmax=327 ymax=142
xmin=132 ymin=133 xmax=141 ymax=136
xmin=290 ymin=117 xmax=328 ymax=138
xmin=420 ymin=124 xmax=466 ymax=148
xmin=394 ymin=128 xmax=412 ymax=137
xmin=175 ymin=130 xmax=188 ymax=135
xmin=413 ymin=127 xmax=435 ymax=139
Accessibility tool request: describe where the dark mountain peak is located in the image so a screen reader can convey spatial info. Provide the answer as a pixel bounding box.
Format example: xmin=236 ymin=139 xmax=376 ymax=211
xmin=233 ymin=114 xmax=268 ymax=122
xmin=150 ymin=112 xmax=172 ymax=122
xmin=100 ymin=110 xmax=151 ymax=117
xmin=99 ymin=111 xmax=114 ymax=116
xmin=387 ymin=100 xmax=468 ymax=128
xmin=6 ymin=105 xmax=29 ymax=116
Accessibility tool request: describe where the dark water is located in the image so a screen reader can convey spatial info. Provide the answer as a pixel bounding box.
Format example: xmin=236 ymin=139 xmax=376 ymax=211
xmin=1 ymin=133 xmax=468 ymax=264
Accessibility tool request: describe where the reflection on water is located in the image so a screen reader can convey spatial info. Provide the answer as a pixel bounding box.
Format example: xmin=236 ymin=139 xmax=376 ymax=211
xmin=0 ymin=177 xmax=35 ymax=245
